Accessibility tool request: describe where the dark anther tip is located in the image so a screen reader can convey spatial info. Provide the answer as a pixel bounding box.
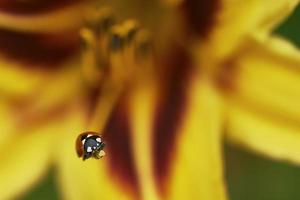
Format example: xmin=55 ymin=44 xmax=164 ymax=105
xmin=126 ymin=27 xmax=139 ymax=43
xmin=109 ymin=33 xmax=124 ymax=52
xmin=137 ymin=40 xmax=151 ymax=55
xmin=84 ymin=16 xmax=115 ymax=34
xmin=99 ymin=16 xmax=115 ymax=33
xmin=133 ymin=30 xmax=152 ymax=58
xmin=83 ymin=5 xmax=115 ymax=34
xmin=135 ymin=36 xmax=152 ymax=59
xmin=79 ymin=36 xmax=90 ymax=52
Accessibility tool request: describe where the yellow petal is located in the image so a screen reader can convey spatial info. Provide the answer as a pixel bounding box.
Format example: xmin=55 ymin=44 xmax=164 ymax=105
xmin=56 ymin=106 xmax=134 ymax=200
xmin=0 ymin=98 xmax=94 ymax=200
xmin=0 ymin=57 xmax=82 ymax=112
xmin=201 ymin=0 xmax=299 ymax=60
xmin=228 ymin=34 xmax=300 ymax=125
xmin=129 ymin=80 xmax=159 ymax=200
xmin=167 ymin=76 xmax=227 ymax=200
xmin=0 ymin=101 xmax=15 ymax=146
xmin=0 ymin=120 xmax=60 ymax=199
xmin=0 ymin=134 xmax=52 ymax=200
xmin=0 ymin=56 xmax=46 ymax=98
xmin=226 ymin=102 xmax=300 ymax=164
xmin=0 ymin=2 xmax=87 ymax=33
xmin=23 ymin=59 xmax=83 ymax=116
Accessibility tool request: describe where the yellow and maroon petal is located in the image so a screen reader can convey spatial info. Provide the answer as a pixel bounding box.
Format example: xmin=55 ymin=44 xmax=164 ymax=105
xmin=166 ymin=75 xmax=227 ymax=200
xmin=0 ymin=1 xmax=87 ymax=33
xmin=0 ymin=58 xmax=45 ymax=98
xmin=152 ymin=45 xmax=192 ymax=193
xmin=0 ymin=132 xmax=53 ymax=200
xmin=0 ymin=101 xmax=16 ymax=146
xmin=56 ymin=102 xmax=135 ymax=200
xmin=226 ymin=102 xmax=300 ymax=164
xmin=180 ymin=0 xmax=220 ymax=37
xmin=0 ymin=0 xmax=85 ymax=14
xmin=225 ymin=34 xmax=300 ymax=164
xmin=0 ymin=1 xmax=88 ymax=98
xmin=196 ymin=0 xmax=299 ymax=60
xmin=0 ymin=106 xmax=81 ymax=200
xmin=0 ymin=30 xmax=82 ymax=99
xmin=0 ymin=30 xmax=80 ymax=68
xmin=227 ymin=34 xmax=300 ymax=128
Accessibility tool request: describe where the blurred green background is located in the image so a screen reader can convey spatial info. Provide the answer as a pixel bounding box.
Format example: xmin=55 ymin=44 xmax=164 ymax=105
xmin=20 ymin=4 xmax=300 ymax=200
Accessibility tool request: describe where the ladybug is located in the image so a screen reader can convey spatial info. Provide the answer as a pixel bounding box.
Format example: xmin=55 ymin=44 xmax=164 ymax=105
xmin=76 ymin=131 xmax=106 ymax=160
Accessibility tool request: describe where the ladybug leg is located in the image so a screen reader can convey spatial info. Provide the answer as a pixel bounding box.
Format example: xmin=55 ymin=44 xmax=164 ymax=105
xmin=99 ymin=143 xmax=105 ymax=149
xmin=83 ymin=153 xmax=90 ymax=161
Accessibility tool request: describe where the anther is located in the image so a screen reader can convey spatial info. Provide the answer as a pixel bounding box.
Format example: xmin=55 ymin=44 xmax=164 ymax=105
xmin=84 ymin=6 xmax=115 ymax=34
xmin=126 ymin=27 xmax=139 ymax=43
xmin=135 ymin=30 xmax=152 ymax=58
xmin=80 ymin=27 xmax=106 ymax=86
xmin=123 ymin=20 xmax=140 ymax=43
xmin=98 ymin=15 xmax=115 ymax=33
xmin=79 ymin=28 xmax=95 ymax=51
xmin=110 ymin=33 xmax=124 ymax=51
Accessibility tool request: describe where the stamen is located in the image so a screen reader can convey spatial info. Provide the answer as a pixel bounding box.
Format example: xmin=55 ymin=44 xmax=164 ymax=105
xmin=84 ymin=6 xmax=115 ymax=35
xmin=87 ymin=82 xmax=123 ymax=131
xmin=134 ymin=30 xmax=152 ymax=60
xmin=80 ymin=5 xmax=117 ymax=87
xmin=123 ymin=20 xmax=140 ymax=43
xmin=122 ymin=20 xmax=140 ymax=77
xmin=82 ymin=11 xmax=155 ymax=141
xmin=80 ymin=28 xmax=104 ymax=87
xmin=87 ymin=33 xmax=124 ymax=131
xmin=109 ymin=32 xmax=124 ymax=52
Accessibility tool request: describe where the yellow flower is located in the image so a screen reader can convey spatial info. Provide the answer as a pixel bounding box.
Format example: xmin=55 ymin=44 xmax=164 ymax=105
xmin=0 ymin=0 xmax=300 ymax=200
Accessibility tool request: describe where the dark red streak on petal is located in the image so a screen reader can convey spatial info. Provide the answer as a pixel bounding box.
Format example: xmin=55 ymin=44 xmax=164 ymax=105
xmin=181 ymin=0 xmax=220 ymax=37
xmin=102 ymin=96 xmax=140 ymax=198
xmin=14 ymin=103 xmax=70 ymax=130
xmin=0 ymin=0 xmax=84 ymax=15
xmin=153 ymin=45 xmax=192 ymax=194
xmin=0 ymin=29 xmax=80 ymax=69
xmin=216 ymin=58 xmax=238 ymax=92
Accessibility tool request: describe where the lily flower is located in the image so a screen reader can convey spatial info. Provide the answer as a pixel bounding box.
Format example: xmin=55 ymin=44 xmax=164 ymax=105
xmin=0 ymin=0 xmax=299 ymax=200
